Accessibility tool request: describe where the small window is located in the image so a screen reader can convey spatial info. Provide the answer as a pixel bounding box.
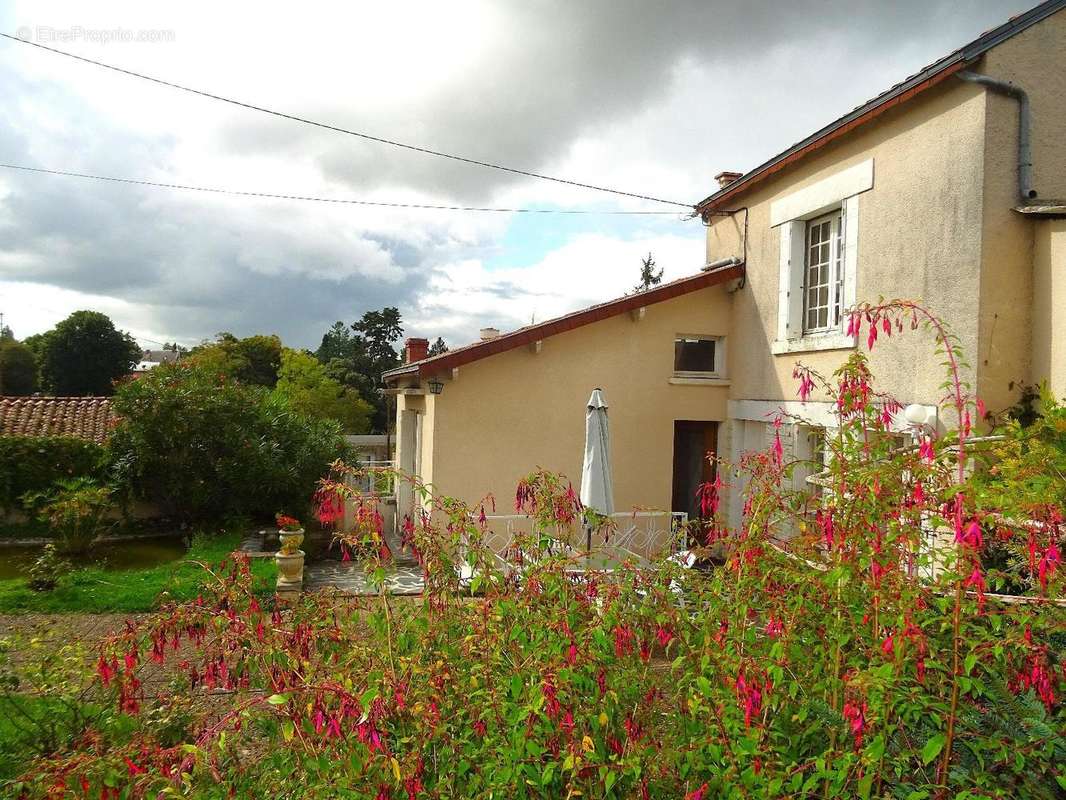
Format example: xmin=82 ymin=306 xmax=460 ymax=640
xmin=674 ymin=336 xmax=718 ymax=375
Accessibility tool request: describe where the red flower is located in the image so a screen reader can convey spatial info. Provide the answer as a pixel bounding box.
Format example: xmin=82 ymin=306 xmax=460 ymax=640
xmin=124 ymin=757 xmax=145 ymax=776
xmin=656 ymin=626 xmax=674 ymax=648
xmin=1038 ymin=542 xmax=1060 ymax=592
xmin=843 ymin=700 xmax=868 ymax=748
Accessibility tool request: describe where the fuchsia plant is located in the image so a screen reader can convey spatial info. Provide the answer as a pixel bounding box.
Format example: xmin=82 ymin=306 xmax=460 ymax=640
xmin=11 ymin=301 xmax=1064 ymax=799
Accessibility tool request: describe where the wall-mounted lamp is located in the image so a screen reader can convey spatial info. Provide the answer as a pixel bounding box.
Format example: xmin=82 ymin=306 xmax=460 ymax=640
xmin=427 ymin=378 xmax=444 ymax=395
xmin=903 ymin=404 xmax=937 ymax=439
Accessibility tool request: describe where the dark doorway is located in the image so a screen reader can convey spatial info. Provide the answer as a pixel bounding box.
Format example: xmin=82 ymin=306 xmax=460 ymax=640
xmin=672 ymin=421 xmax=718 ymax=519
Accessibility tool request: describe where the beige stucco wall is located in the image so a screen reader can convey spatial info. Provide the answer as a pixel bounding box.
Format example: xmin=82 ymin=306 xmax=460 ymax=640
xmin=704 ymin=8 xmax=1066 ymax=416
xmin=976 ymin=10 xmax=1066 ymax=406
xmin=706 ymin=78 xmax=989 ymax=411
xmin=1033 ymin=218 xmax=1066 ymax=399
xmin=400 ymin=285 xmax=734 ymax=514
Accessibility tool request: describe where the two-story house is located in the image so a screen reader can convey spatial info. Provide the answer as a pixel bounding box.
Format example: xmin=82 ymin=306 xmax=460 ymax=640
xmin=383 ymin=0 xmax=1066 ymax=529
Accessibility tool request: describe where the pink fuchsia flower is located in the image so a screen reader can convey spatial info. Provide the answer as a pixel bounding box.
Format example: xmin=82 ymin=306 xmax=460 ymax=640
xmin=623 ymin=714 xmax=644 ymax=741
xmin=843 ymin=700 xmax=868 ymax=749
xmin=771 ymin=417 xmax=784 ymax=466
xmin=96 ymin=655 xmax=116 ymax=687
xmin=696 ymin=473 xmax=722 ymax=518
xmin=472 ymin=718 xmax=487 ymax=737
xmin=686 ymin=782 xmax=709 ymax=800
xmin=566 ymin=641 xmax=578 ymax=665
xmin=956 ymin=519 xmax=984 ymax=550
xmin=793 ymin=366 xmax=815 ymax=402
xmin=613 ymin=624 xmax=635 ymax=658
xmin=881 ymin=632 xmax=895 ymax=657
xmin=124 ymin=757 xmax=146 ymax=777
xmin=542 ymin=676 xmax=561 ymax=720
xmin=817 ymin=508 xmax=835 ymax=550
xmin=735 ymin=670 xmax=766 ymax=729
xmin=1017 ymin=655 xmax=1057 ymax=711
xmin=919 ymin=436 xmax=935 ymax=463
xmin=313 ymin=489 xmax=344 ymax=526
xmin=1037 ymin=542 xmax=1060 ymax=592
xmin=656 ymin=626 xmax=674 ymax=648
xmin=596 ymin=669 xmax=608 ymax=697
xmin=765 ymin=615 xmax=784 ymax=639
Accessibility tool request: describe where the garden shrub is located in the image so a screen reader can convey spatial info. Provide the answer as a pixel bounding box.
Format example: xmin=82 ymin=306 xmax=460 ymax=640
xmin=108 ymin=361 xmax=349 ymax=523
xmin=7 ymin=302 xmax=1064 ymax=799
xmin=22 ymin=477 xmax=113 ymax=554
xmin=0 ymin=436 xmax=108 ymax=513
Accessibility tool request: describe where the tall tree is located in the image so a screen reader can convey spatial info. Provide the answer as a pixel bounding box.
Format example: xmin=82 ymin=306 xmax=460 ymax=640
xmin=318 ymin=307 xmax=403 ymax=434
xmin=189 ymin=333 xmax=283 ymax=387
xmin=0 ymin=338 xmax=39 ymax=395
xmin=428 ymin=337 xmax=449 ymax=357
xmin=36 ymin=311 xmax=141 ymax=396
xmin=272 ymin=349 xmax=372 ymax=433
xmin=633 ymin=252 xmax=663 ymax=293
xmin=315 ymin=322 xmax=357 ymax=364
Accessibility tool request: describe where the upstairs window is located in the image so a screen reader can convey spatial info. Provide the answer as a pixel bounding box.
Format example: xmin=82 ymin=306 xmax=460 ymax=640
xmin=674 ymin=336 xmax=719 ymax=376
xmin=803 ymin=211 xmax=843 ymax=333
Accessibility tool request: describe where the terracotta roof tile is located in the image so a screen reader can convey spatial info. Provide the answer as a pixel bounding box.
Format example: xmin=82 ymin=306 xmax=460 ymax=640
xmin=0 ymin=396 xmax=117 ymax=444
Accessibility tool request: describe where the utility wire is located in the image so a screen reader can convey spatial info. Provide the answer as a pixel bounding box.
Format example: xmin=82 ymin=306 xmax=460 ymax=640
xmin=0 ymin=163 xmax=687 ymax=215
xmin=0 ymin=32 xmax=696 ymax=209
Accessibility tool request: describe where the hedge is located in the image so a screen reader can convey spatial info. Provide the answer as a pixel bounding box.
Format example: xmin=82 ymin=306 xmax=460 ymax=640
xmin=0 ymin=436 xmax=109 ymax=512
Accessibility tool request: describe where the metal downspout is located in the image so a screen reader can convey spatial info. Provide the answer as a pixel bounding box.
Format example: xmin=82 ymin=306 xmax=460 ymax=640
xmin=957 ymin=70 xmax=1035 ymax=200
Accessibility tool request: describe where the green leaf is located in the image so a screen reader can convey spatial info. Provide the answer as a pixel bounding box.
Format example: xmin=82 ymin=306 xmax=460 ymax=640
xmin=281 ymin=720 xmax=295 ymax=741
xmin=964 ymin=653 xmax=977 ymax=675
xmin=921 ymin=733 xmax=946 ymax=764
xmin=866 ymin=735 xmax=886 ymax=762
xmin=266 ymin=693 xmax=288 ymax=706
xmin=604 ymin=770 xmax=616 ymax=792
xmin=857 ymin=771 xmax=874 ymax=799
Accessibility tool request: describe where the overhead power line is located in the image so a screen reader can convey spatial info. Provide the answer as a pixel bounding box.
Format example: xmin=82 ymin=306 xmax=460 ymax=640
xmin=0 ymin=32 xmax=696 ymax=210
xmin=0 ymin=162 xmax=687 ymax=215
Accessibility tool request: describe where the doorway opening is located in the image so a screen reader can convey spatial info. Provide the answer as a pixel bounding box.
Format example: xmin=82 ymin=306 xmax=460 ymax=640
xmin=671 ymin=421 xmax=718 ymax=520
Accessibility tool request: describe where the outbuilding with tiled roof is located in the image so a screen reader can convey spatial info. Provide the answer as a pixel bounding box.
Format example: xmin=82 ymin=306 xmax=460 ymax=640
xmin=0 ymin=396 xmax=117 ymax=444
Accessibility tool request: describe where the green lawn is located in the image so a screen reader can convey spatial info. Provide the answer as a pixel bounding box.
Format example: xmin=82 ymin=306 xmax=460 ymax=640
xmin=0 ymin=533 xmax=275 ymax=613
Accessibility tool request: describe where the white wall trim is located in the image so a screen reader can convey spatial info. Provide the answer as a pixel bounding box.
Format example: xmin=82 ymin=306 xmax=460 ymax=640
xmin=771 ymin=332 xmax=857 ymax=355
xmin=769 ymin=159 xmax=874 ymax=227
xmin=729 ymin=399 xmax=939 ymax=432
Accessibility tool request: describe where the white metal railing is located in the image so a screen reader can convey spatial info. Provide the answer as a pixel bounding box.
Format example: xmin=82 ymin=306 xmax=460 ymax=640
xmin=466 ymin=511 xmax=688 ymax=570
xmin=345 ymin=460 xmax=396 ymax=496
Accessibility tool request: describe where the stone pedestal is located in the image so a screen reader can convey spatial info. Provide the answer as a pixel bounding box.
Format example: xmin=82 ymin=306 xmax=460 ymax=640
xmin=275 ymin=550 xmax=305 ymax=598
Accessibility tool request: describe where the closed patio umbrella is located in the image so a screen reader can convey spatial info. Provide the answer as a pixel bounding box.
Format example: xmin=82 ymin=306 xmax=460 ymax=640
xmin=580 ymin=388 xmax=614 ymax=551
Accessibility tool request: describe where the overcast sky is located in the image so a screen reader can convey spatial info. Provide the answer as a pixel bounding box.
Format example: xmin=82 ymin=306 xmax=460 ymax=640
xmin=0 ymin=0 xmax=1036 ymax=351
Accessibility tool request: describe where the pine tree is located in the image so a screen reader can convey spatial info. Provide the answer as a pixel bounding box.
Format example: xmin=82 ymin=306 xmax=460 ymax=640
xmin=633 ymin=252 xmax=663 ymax=293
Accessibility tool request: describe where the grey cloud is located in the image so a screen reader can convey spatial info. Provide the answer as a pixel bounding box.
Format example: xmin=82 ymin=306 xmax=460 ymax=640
xmin=0 ymin=0 xmax=1040 ymax=349
xmin=217 ymin=1 xmax=1028 ymax=203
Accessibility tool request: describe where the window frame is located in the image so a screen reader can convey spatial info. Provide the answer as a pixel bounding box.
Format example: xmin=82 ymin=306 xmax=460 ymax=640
xmin=802 ymin=210 xmax=844 ymax=335
xmin=672 ymin=334 xmax=724 ymax=379
xmin=773 ymin=193 xmax=860 ymax=355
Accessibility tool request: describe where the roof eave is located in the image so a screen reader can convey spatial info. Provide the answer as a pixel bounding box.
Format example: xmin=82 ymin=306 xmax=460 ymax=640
xmin=696 ymin=0 xmax=1066 ymax=215
xmin=383 ymin=262 xmax=744 ymax=383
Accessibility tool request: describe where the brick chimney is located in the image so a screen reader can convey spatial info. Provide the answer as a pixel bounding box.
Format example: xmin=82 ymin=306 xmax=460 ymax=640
xmin=479 ymin=327 xmax=500 ymax=341
xmin=715 ymin=171 xmax=743 ymax=189
xmin=404 ymin=337 xmax=429 ymax=363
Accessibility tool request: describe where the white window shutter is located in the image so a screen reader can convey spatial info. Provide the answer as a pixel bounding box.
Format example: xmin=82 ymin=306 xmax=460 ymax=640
xmin=842 ymin=195 xmax=859 ymax=316
xmin=786 ymin=221 xmax=806 ymax=339
xmin=776 ymin=224 xmax=792 ymax=341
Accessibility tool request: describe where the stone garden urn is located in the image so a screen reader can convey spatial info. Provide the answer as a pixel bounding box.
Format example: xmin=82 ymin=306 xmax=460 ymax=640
xmin=275 ymin=526 xmax=306 ymax=593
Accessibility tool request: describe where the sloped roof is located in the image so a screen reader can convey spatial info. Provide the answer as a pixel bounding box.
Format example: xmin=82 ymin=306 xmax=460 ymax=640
xmin=697 ymin=0 xmax=1066 ymax=214
xmin=0 ymin=396 xmax=117 ymax=444
xmin=384 ymin=262 xmax=744 ymax=382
